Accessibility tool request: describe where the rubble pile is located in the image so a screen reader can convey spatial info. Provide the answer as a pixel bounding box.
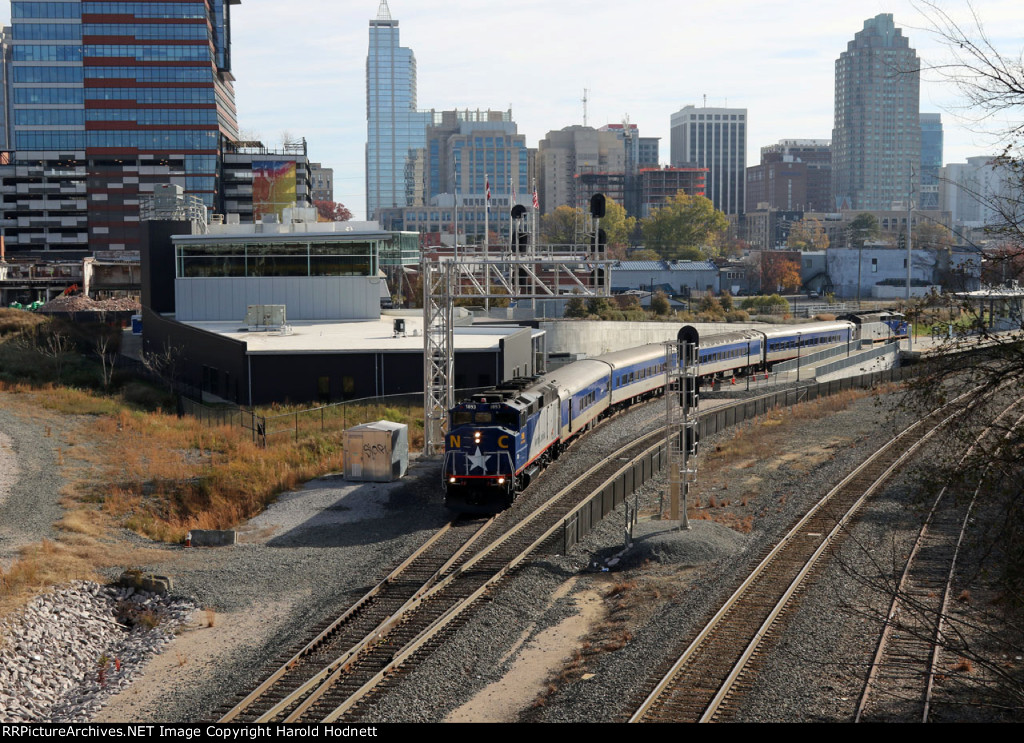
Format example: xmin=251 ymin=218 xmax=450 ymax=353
xmin=38 ymin=296 xmax=140 ymax=314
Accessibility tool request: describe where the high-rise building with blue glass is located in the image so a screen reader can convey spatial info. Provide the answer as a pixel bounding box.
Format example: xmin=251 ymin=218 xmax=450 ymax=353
xmin=366 ymin=0 xmax=430 ymax=219
xmin=2 ymin=0 xmax=239 ymax=253
xmin=919 ymin=113 xmax=943 ymax=211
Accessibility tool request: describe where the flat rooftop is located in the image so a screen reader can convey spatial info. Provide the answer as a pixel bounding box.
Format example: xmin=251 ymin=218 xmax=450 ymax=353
xmin=181 ymin=315 xmax=533 ymax=355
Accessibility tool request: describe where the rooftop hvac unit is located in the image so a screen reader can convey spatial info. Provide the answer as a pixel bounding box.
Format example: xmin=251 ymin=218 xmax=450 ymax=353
xmin=244 ymin=304 xmax=287 ymax=330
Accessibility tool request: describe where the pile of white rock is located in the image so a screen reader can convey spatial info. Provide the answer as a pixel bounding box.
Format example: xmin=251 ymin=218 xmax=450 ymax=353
xmin=0 ymin=581 xmax=195 ymax=722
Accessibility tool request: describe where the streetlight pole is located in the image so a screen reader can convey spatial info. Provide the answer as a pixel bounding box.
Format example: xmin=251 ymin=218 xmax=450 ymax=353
xmin=907 ymin=163 xmax=915 ymax=352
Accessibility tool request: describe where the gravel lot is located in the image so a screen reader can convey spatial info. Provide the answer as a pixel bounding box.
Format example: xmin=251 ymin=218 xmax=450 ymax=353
xmin=0 ymin=402 xmax=72 ymax=569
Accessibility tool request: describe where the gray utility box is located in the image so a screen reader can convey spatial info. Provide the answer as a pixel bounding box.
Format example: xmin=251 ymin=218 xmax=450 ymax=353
xmin=343 ymin=421 xmax=409 ymax=482
xmin=245 ymin=304 xmax=287 ymax=328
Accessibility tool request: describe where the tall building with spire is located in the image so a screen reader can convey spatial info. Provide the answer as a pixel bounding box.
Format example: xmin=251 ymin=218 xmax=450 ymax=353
xmin=832 ymin=14 xmax=920 ymax=211
xmin=366 ymin=1 xmax=430 ymax=219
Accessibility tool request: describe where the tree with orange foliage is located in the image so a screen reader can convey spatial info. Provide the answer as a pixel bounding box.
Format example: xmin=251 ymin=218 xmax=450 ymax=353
xmin=761 ymin=252 xmax=802 ymax=293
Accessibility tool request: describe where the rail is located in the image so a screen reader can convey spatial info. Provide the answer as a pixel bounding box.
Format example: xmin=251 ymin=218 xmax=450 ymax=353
xmin=554 ymin=362 xmax=917 ymax=554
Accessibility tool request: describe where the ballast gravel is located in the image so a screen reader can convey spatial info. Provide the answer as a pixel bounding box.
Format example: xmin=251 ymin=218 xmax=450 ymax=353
xmin=4 ymin=387 xmax=1011 ymax=722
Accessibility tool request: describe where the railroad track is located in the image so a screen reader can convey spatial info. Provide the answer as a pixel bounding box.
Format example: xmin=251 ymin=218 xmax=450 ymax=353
xmin=855 ymin=401 xmax=1024 ymax=723
xmin=628 ymin=392 xmax=977 ymax=723
xmin=216 ymin=419 xmax=671 ymax=723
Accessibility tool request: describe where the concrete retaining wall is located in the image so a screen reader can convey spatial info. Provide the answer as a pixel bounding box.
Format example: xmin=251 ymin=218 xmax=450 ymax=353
xmin=539 ymin=321 xmax=747 ymax=356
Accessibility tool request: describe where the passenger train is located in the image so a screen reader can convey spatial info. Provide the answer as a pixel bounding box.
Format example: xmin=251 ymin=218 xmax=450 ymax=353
xmin=443 ymin=320 xmax=856 ymax=513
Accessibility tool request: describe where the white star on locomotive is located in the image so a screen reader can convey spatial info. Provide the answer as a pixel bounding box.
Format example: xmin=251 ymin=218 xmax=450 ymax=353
xmin=467 ymin=447 xmax=491 ymax=473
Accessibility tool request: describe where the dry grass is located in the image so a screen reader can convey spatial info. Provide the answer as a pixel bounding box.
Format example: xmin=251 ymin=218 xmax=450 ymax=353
xmin=37 ymin=393 xmax=349 ymax=543
xmin=952 ymin=657 xmax=974 ymax=674
xmin=0 ymin=309 xmax=46 ymax=338
xmin=0 ymin=380 xmax=360 ymax=614
xmin=604 ymin=580 xmax=636 ymax=598
xmin=205 ymin=607 xmax=216 ymax=628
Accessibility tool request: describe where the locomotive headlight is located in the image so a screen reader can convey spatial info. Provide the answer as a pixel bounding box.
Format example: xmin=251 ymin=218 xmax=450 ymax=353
xmin=449 ymin=477 xmax=457 ymax=484
xmin=474 ymin=431 xmax=482 ymax=441
xmin=497 ymin=477 xmax=506 ymax=485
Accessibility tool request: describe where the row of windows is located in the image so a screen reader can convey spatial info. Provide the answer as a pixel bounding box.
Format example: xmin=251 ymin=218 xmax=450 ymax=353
xmin=766 ymin=334 xmax=844 ymax=353
xmin=14 ymin=88 xmax=84 ymax=105
xmin=15 ymin=130 xmax=217 ymax=150
xmin=13 ymin=24 xmax=82 ymax=40
xmin=85 ymin=66 xmax=211 ymax=82
xmin=13 ymin=2 xmax=81 ymax=18
xmin=85 ymin=45 xmax=211 ymax=62
xmin=13 ymin=66 xmax=84 ymax=83
xmin=82 ymin=2 xmax=207 ymax=18
xmin=577 ymin=389 xmax=599 ymax=411
xmin=83 ymin=24 xmax=210 ymax=40
xmin=87 ymin=108 xmax=217 ymax=125
xmin=700 ymin=347 xmax=749 ymax=364
xmin=86 ymin=87 xmax=215 ymax=104
xmin=14 ymin=108 xmax=85 ymax=126
xmin=176 ymin=243 xmax=378 ymax=279
xmin=615 ymin=363 xmax=667 ymax=388
xmin=12 ymin=44 xmax=83 ymax=62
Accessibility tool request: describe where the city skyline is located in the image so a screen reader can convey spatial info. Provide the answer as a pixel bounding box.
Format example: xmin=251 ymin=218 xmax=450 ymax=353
xmin=3 ymin=0 xmax=1018 ymax=221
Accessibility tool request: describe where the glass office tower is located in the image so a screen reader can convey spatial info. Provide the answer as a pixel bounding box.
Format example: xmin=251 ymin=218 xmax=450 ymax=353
xmin=5 ymin=0 xmax=239 ymax=252
xmin=919 ymin=113 xmax=943 ymax=211
xmin=366 ymin=0 xmax=430 ymax=219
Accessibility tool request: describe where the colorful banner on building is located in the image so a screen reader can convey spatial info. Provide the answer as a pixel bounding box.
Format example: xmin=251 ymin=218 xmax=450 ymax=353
xmin=253 ymin=160 xmax=297 ymax=221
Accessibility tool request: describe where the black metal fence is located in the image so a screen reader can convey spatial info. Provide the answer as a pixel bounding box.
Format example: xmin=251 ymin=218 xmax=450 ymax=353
xmin=181 ymin=388 xmax=491 ymax=447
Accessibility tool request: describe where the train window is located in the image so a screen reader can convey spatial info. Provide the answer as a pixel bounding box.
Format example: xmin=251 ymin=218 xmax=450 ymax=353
xmin=493 ymin=411 xmax=518 ymax=428
xmin=475 ymin=412 xmax=493 ymax=423
xmin=453 ymin=412 xmax=473 ymax=426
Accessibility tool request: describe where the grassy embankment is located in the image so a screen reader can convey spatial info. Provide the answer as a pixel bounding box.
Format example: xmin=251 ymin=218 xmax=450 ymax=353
xmin=0 ymin=309 xmax=422 ymax=609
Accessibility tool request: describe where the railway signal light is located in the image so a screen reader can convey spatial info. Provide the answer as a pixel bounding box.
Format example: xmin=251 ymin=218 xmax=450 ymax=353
xmin=685 ymin=424 xmax=700 ymax=456
xmin=680 ymin=376 xmax=698 ymax=409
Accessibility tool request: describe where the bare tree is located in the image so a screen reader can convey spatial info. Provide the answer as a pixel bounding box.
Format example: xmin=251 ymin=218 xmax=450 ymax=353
xmin=140 ymin=339 xmax=182 ymax=396
xmin=23 ymin=320 xmax=74 ymax=383
xmin=91 ymin=314 xmax=122 ymax=391
xmin=913 ymin=1 xmax=1024 ymax=146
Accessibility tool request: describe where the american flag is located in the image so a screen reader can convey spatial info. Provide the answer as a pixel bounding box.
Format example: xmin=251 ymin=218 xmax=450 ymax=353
xmin=532 ymin=189 xmax=539 ymax=210
xmin=485 ymin=177 xmax=491 ymax=207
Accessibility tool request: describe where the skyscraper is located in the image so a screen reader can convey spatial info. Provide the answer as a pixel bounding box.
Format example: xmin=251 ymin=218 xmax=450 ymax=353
xmin=833 ymin=14 xmax=920 ymax=211
xmin=919 ymin=113 xmax=943 ymax=211
xmin=669 ymin=105 xmax=746 ymax=216
xmin=3 ymin=0 xmax=240 ymax=253
xmin=366 ymin=1 xmax=430 ymax=219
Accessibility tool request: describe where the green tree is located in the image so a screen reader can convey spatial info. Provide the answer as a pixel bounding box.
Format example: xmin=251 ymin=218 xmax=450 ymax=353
xmin=586 ymin=296 xmax=612 ymax=316
xmin=849 ymin=213 xmax=880 ymax=247
xmin=651 ymin=291 xmax=671 ymax=316
xmin=628 ymin=248 xmax=662 ymax=261
xmin=599 ymin=199 xmax=638 ymax=258
xmin=541 ymin=205 xmax=583 ymax=246
xmin=787 ymin=218 xmax=830 ymax=251
xmin=640 ymin=192 xmax=729 ymax=260
xmin=913 ymin=221 xmax=955 ymax=249
xmin=563 ymin=296 xmax=587 ymax=318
